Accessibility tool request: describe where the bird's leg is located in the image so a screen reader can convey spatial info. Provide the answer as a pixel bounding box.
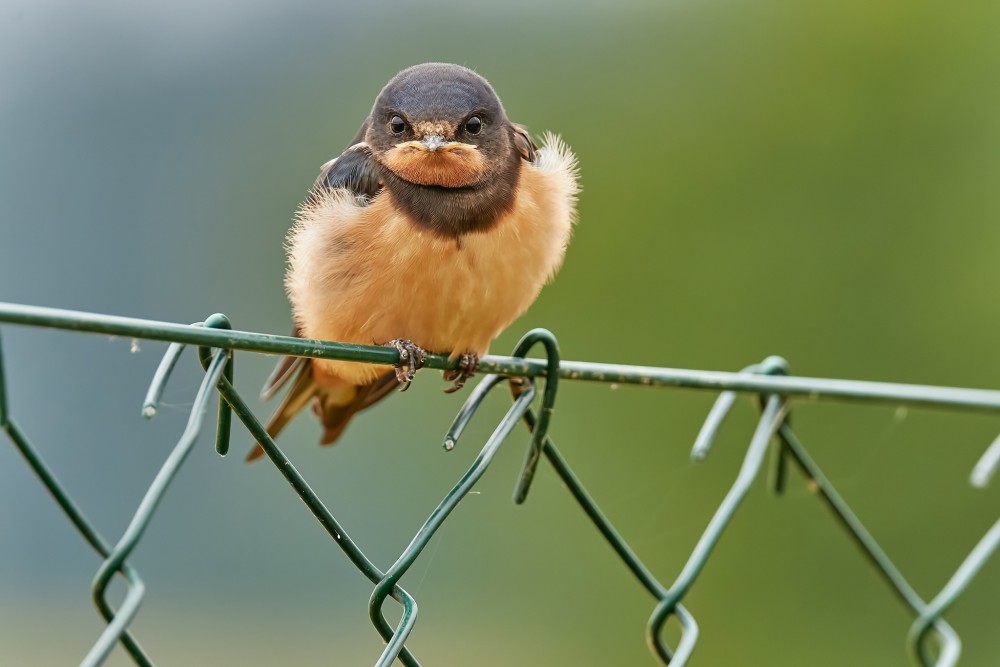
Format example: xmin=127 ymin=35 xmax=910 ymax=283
xmin=443 ymin=353 xmax=479 ymax=394
xmin=383 ymin=339 xmax=428 ymax=391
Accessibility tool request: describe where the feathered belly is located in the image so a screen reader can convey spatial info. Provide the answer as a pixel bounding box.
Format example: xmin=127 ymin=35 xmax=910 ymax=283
xmin=286 ymin=146 xmax=577 ymax=386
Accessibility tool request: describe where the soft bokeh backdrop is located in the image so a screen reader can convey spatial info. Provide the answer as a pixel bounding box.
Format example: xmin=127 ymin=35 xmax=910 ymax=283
xmin=2 ymin=0 xmax=999 ymax=664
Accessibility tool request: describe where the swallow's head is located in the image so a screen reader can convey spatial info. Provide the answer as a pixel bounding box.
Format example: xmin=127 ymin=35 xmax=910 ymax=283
xmin=367 ymin=63 xmax=515 ymax=188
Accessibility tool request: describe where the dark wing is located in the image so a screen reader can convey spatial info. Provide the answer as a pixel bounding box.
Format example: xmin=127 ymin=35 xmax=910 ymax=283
xmin=511 ymin=124 xmax=538 ymax=163
xmin=312 ymin=371 xmax=398 ymax=445
xmin=248 ymin=358 xmax=321 ymax=461
xmin=310 ymin=120 xmax=382 ymax=199
xmin=248 ymin=361 xmax=398 ymax=462
xmin=253 ymin=125 xmax=390 ymax=461
xmin=312 ymin=143 xmax=383 ymax=199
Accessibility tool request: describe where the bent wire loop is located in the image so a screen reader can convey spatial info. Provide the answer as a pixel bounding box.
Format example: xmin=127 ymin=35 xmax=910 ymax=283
xmin=0 ymin=331 xmax=153 ymax=667
xmin=443 ymin=329 xmax=700 ymax=663
xmin=1 ymin=301 xmax=999 ymax=666
xmin=368 ymin=376 xmax=537 ymax=667
xmin=145 ymin=316 xmax=424 ymax=667
xmin=694 ymin=358 xmax=985 ymax=667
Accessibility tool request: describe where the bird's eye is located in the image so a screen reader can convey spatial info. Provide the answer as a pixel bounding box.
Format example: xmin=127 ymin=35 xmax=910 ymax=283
xmin=389 ymin=115 xmax=406 ymax=135
xmin=464 ymin=116 xmax=482 ymax=135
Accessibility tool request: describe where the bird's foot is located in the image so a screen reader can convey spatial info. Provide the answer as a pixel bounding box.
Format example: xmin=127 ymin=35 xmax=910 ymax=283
xmin=384 ymin=339 xmax=428 ymax=391
xmin=443 ymin=353 xmax=479 ymax=394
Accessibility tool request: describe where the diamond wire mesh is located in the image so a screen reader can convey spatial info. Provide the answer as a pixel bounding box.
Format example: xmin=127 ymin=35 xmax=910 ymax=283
xmin=1 ymin=301 xmax=998 ymax=666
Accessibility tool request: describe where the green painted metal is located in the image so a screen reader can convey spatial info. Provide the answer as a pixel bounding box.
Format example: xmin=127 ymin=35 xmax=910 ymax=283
xmin=507 ymin=329 xmax=560 ymax=505
xmin=908 ymin=518 xmax=1000 ymax=664
xmin=4 ymin=302 xmax=1000 ymax=413
xmin=1 ymin=301 xmax=998 ymax=666
xmin=370 ymin=376 xmax=537 ymax=667
xmin=84 ymin=348 xmax=230 ymax=667
xmin=0 ymin=330 xmax=153 ymax=666
xmin=775 ymin=423 xmax=962 ymax=666
xmin=970 ymin=434 xmax=1000 ymax=488
xmin=695 ymin=360 xmax=970 ymax=666
xmin=646 ymin=394 xmax=790 ymax=665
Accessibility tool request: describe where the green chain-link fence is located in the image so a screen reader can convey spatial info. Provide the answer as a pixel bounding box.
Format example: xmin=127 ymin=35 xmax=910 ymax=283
xmin=1 ymin=301 xmax=998 ymax=666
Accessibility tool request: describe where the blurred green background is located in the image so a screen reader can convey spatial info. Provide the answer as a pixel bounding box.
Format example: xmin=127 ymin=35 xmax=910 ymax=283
xmin=2 ymin=0 xmax=999 ymax=664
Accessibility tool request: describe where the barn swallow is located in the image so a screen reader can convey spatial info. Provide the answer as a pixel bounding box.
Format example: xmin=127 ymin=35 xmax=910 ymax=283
xmin=248 ymin=62 xmax=579 ymax=460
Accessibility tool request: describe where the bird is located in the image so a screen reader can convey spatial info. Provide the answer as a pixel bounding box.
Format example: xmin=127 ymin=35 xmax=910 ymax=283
xmin=248 ymin=62 xmax=579 ymax=461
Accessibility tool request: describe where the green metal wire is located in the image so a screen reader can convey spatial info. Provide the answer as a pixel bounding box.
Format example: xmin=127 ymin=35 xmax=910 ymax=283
xmin=697 ymin=360 xmax=967 ymax=665
xmin=506 ymin=329 xmax=560 ymax=504
xmin=196 ymin=314 xmax=236 ymax=456
xmin=369 ymin=380 xmax=537 ymax=667
xmin=141 ymin=335 xmax=187 ymax=419
xmin=908 ymin=518 xmax=1000 ymax=663
xmin=83 ymin=348 xmax=229 ymax=667
xmin=524 ymin=415 xmax=699 ymax=664
xmin=690 ymin=387 xmax=740 ymax=462
xmin=775 ymin=423 xmax=962 ymax=666
xmin=144 ymin=317 xmax=425 ymax=666
xmin=0 ymin=331 xmax=154 ymax=667
xmin=970 ymin=434 xmax=1000 ymax=488
xmin=216 ymin=374 xmax=422 ymax=667
xmin=445 ymin=364 xmax=698 ymax=664
xmin=646 ymin=393 xmax=790 ymax=665
xmin=140 ymin=320 xmax=425 ymax=666
xmin=4 ymin=302 xmax=1000 ymax=412
xmin=2 ymin=301 xmax=998 ymax=666
xmin=443 ymin=374 xmax=507 ymax=450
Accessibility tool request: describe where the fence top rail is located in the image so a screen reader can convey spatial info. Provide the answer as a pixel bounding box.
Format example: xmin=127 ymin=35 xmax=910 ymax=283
xmin=2 ymin=301 xmax=999 ymax=414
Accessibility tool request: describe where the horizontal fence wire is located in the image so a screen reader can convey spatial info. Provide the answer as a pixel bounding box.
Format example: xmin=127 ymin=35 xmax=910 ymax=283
xmin=1 ymin=301 xmax=998 ymax=666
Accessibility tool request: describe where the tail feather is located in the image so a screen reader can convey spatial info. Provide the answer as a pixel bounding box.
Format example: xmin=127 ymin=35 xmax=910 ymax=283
xmin=314 ymin=371 xmax=398 ymax=445
xmin=247 ymin=360 xmax=322 ymax=461
xmin=260 ymin=354 xmax=306 ymax=402
xmin=248 ymin=355 xmax=399 ymax=462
